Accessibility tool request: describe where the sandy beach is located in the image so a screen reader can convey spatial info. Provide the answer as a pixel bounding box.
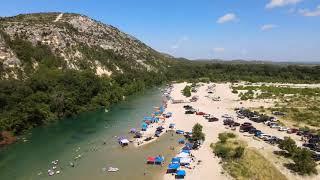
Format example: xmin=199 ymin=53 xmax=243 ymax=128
xmin=158 ymin=82 xmax=320 ymax=180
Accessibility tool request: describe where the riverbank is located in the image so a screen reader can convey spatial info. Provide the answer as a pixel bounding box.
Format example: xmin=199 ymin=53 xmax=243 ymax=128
xmin=160 ymin=82 xmax=320 ymax=180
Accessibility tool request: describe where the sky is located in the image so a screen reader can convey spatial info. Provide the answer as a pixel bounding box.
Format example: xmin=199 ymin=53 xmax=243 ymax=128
xmin=0 ymin=0 xmax=319 ymax=62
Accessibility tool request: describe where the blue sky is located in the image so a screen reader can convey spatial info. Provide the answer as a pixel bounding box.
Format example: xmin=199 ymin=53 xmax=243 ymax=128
xmin=0 ymin=0 xmax=320 ymax=62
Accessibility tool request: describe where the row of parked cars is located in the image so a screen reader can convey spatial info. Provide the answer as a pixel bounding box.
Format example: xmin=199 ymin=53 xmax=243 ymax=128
xmin=236 ymin=107 xmax=320 ymax=154
xmin=183 ymin=105 xmax=219 ymax=122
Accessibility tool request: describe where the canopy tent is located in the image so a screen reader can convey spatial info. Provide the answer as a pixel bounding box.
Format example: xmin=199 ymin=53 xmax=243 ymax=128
xmin=147 ymin=156 xmax=156 ymax=163
xmin=181 ymin=149 xmax=190 ymax=154
xmin=182 ymin=146 xmax=192 ymax=151
xmin=178 ymin=139 xmax=185 ymax=144
xmin=169 ymin=123 xmax=175 ymax=128
xmin=144 ymin=116 xmax=153 ymax=120
xmin=153 ymin=117 xmax=159 ymax=123
xmin=120 ymin=139 xmax=129 ymax=144
xmin=155 ymin=156 xmax=165 ymax=164
xmin=176 ymin=170 xmax=186 ymax=176
xmin=130 ymin=128 xmax=136 ymax=133
xmin=160 ymin=106 xmax=164 ymax=113
xmin=168 ymin=163 xmax=180 ymax=170
xmin=141 ymin=123 xmax=148 ymax=129
xmin=134 ymin=131 xmax=142 ymax=138
xmin=171 ymin=157 xmax=180 ymax=164
xmin=176 ymin=152 xmax=189 ymax=158
xmin=117 ymin=136 xmax=127 ymax=141
xmin=180 ymin=157 xmax=192 ymax=165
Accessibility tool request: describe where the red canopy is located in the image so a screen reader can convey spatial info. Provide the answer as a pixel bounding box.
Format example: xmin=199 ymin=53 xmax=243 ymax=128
xmin=147 ymin=156 xmax=156 ymax=162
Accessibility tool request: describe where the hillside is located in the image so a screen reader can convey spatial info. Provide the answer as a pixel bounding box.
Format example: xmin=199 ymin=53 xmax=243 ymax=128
xmin=0 ymin=12 xmax=319 ymax=138
xmin=0 ymin=12 xmax=174 ymax=79
xmin=0 ymin=12 xmax=178 ymax=136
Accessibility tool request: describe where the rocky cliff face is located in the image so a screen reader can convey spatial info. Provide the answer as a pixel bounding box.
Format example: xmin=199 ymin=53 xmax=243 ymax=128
xmin=0 ymin=12 xmax=172 ymax=79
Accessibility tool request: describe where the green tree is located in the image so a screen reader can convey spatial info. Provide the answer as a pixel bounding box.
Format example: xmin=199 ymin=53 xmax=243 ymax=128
xmin=182 ymin=85 xmax=191 ymax=97
xmin=192 ymin=123 xmax=205 ymax=141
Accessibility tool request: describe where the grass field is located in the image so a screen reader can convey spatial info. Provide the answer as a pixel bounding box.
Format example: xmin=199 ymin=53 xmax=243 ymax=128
xmin=211 ymin=133 xmax=287 ymax=180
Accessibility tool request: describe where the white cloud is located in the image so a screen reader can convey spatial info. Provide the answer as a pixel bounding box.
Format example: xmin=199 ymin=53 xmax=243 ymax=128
xmin=261 ymin=24 xmax=278 ymax=31
xmin=213 ymin=47 xmax=225 ymax=53
xmin=171 ymin=36 xmax=189 ymax=49
xmin=299 ymin=5 xmax=320 ymax=17
xmin=266 ymin=0 xmax=302 ymax=9
xmin=217 ymin=13 xmax=237 ymax=24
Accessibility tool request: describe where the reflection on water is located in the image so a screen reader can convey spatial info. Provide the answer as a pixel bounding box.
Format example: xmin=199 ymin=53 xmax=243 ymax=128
xmin=0 ymin=88 xmax=182 ymax=180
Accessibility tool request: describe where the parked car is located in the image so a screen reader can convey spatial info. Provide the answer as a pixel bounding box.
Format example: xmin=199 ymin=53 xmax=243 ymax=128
xmin=311 ymin=152 xmax=320 ymax=161
xmin=208 ymin=117 xmax=219 ymax=122
xmin=278 ymin=127 xmax=289 ymax=131
xmin=183 ymin=105 xmax=193 ymax=110
xmin=185 ymin=110 xmax=195 ymax=114
xmin=270 ymin=124 xmax=280 ymax=129
xmin=222 ymin=114 xmax=232 ymax=118
xmin=287 ymin=128 xmax=298 ymax=134
xmin=249 ymin=128 xmax=257 ymax=134
xmin=196 ymin=111 xmax=206 ymax=115
xmin=242 ymin=122 xmax=252 ymax=126
xmin=264 ymin=121 xmax=271 ymax=125
xmin=203 ymin=114 xmax=211 ymax=118
xmin=254 ymin=130 xmax=263 ymax=137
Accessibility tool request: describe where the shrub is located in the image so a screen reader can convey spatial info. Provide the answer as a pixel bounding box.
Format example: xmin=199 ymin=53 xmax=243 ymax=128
xmin=278 ymin=137 xmax=297 ymax=156
xmin=291 ymin=148 xmax=317 ymax=175
xmin=233 ymin=146 xmax=245 ymax=159
xmin=218 ymin=133 xmax=236 ymax=143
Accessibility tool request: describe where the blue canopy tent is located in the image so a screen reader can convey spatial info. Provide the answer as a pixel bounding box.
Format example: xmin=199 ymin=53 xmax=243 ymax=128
xmin=176 ymin=170 xmax=186 ymax=178
xmin=160 ymin=106 xmax=164 ymax=113
xmin=181 ymin=149 xmax=190 ymax=154
xmin=178 ymin=139 xmax=185 ymax=144
xmin=153 ymin=117 xmax=159 ymax=123
xmin=171 ymin=157 xmax=180 ymax=164
xmin=168 ymin=163 xmax=180 ymax=170
xmin=155 ymin=156 xmax=165 ymax=164
xmin=144 ymin=116 xmax=153 ymax=120
xmin=185 ymin=143 xmax=193 ymax=148
xmin=141 ymin=123 xmax=148 ymax=131
xmin=182 ymin=146 xmax=192 ymax=151
xmin=154 ymin=111 xmax=160 ymax=116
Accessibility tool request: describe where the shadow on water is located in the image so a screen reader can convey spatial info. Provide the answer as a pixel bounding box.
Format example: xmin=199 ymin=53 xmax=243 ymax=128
xmin=0 ymin=87 xmax=182 ymax=180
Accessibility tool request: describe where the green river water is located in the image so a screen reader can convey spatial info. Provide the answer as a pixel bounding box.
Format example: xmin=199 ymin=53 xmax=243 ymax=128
xmin=0 ymin=88 xmax=182 ymax=180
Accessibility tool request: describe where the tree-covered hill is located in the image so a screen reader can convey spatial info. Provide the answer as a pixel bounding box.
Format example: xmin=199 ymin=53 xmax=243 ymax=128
xmin=0 ymin=12 xmax=319 ymax=136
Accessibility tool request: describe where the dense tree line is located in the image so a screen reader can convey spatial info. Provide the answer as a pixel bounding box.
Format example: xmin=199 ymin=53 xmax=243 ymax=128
xmin=1 ymin=31 xmax=320 ymax=135
xmin=167 ymin=62 xmax=320 ymax=83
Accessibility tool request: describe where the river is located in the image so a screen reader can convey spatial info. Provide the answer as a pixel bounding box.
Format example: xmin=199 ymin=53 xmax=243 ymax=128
xmin=0 ymin=88 xmax=182 ymax=180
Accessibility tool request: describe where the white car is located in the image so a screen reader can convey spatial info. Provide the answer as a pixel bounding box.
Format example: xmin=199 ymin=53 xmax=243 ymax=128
xmin=264 ymin=121 xmax=271 ymax=125
xmin=279 ymin=127 xmax=289 ymax=131
xmin=270 ymin=124 xmax=280 ymax=129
